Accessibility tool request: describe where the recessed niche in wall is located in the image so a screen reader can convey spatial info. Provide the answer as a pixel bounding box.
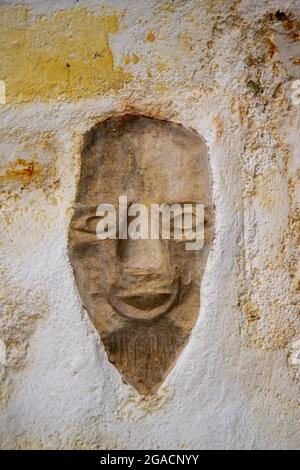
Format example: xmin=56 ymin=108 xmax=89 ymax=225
xmin=68 ymin=115 xmax=214 ymax=395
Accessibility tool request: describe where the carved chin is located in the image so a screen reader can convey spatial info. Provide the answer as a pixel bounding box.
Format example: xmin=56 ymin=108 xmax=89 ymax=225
xmin=108 ymin=282 xmax=180 ymax=321
xmin=103 ymin=319 xmax=187 ymax=395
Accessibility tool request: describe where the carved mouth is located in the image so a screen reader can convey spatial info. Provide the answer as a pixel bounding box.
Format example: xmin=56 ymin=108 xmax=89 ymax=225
xmin=122 ymin=292 xmax=171 ymax=310
xmin=108 ymin=286 xmax=178 ymax=321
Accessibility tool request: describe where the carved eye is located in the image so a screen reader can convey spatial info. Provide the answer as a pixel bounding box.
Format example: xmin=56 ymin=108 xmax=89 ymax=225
xmin=72 ymin=214 xmax=100 ymax=235
xmin=171 ymin=210 xmax=204 ymax=243
xmin=84 ymin=216 xmax=101 ymax=234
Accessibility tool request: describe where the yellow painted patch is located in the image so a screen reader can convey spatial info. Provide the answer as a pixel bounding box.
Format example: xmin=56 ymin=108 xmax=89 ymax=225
xmin=0 ymin=6 xmax=132 ymax=103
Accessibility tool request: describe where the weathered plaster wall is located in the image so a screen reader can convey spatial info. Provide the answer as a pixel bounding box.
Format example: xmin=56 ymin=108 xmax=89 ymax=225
xmin=0 ymin=0 xmax=299 ymax=449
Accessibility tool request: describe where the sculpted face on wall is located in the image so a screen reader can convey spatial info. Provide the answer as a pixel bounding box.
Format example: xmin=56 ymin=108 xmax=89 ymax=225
xmin=68 ymin=115 xmax=214 ymax=395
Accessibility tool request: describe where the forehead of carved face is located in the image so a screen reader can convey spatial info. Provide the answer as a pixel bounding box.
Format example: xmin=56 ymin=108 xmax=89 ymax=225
xmin=77 ymin=115 xmax=211 ymax=206
xmin=68 ymin=115 xmax=213 ymax=395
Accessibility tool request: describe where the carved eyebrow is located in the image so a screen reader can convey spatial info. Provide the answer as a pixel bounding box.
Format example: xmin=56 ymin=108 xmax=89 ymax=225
xmin=73 ymin=203 xmax=99 ymax=211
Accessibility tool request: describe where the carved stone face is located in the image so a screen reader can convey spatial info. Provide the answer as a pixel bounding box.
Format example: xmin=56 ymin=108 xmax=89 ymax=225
xmin=68 ymin=115 xmax=214 ymax=395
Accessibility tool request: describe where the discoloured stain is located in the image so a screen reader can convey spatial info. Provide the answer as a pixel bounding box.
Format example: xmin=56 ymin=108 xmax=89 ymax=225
xmin=0 ymin=6 xmax=131 ymax=103
xmin=156 ymin=61 xmax=167 ymax=73
xmin=266 ymin=36 xmax=278 ymax=58
xmin=213 ymin=114 xmax=224 ymax=139
xmin=254 ymin=170 xmax=286 ymax=210
xmin=244 ymin=300 xmax=261 ymax=323
xmin=0 ymin=131 xmax=58 ymax=200
xmin=246 ymin=80 xmax=263 ymax=96
xmin=290 ymin=32 xmax=300 ymax=41
xmin=145 ymin=30 xmax=156 ymax=42
xmin=124 ymin=53 xmax=140 ymax=65
xmin=0 ymin=159 xmax=35 ymax=183
xmin=178 ymin=33 xmax=194 ymax=52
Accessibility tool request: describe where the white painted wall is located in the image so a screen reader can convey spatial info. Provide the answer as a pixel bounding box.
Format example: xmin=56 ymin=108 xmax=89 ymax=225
xmin=0 ymin=0 xmax=299 ymax=449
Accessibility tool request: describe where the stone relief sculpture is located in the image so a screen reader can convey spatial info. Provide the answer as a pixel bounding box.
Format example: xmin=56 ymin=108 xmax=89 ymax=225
xmin=68 ymin=115 xmax=214 ymax=395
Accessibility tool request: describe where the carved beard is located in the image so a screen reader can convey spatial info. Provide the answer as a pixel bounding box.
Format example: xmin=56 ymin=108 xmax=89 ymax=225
xmin=103 ymin=318 xmax=187 ymax=395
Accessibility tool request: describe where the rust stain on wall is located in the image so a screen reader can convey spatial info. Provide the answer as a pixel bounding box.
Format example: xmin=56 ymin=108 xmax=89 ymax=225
xmin=266 ymin=36 xmax=278 ymax=58
xmin=0 ymin=159 xmax=35 ymax=182
xmin=145 ymin=30 xmax=156 ymax=42
xmin=244 ymin=300 xmax=261 ymax=323
xmin=290 ymin=31 xmax=300 ymax=41
xmin=0 ymin=131 xmax=58 ymax=199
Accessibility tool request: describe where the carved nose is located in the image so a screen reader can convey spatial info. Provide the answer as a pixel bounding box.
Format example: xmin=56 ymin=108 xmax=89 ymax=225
xmin=110 ymin=238 xmax=177 ymax=319
xmin=118 ymin=238 xmax=168 ymax=272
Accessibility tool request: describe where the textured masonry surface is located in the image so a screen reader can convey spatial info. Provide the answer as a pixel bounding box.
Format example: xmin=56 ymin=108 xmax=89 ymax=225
xmin=0 ymin=0 xmax=299 ymax=450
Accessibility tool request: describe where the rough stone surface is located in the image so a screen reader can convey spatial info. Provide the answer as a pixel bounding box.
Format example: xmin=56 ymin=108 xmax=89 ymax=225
xmin=0 ymin=0 xmax=299 ymax=450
